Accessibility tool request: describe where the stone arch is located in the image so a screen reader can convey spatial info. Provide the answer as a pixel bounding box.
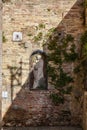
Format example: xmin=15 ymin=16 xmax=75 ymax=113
xmin=29 ymin=50 xmax=48 ymax=90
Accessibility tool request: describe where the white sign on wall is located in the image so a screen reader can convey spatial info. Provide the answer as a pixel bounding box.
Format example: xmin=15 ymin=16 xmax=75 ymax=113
xmin=13 ymin=32 xmax=22 ymax=42
xmin=2 ymin=91 xmax=8 ymax=98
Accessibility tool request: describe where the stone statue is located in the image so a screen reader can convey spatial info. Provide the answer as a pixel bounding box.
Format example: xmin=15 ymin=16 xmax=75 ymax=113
xmin=32 ymin=55 xmax=46 ymax=89
xmin=29 ymin=50 xmax=47 ymax=90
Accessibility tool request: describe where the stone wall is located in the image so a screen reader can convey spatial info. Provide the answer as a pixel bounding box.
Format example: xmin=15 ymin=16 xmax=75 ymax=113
xmin=83 ymin=92 xmax=87 ymax=130
xmin=82 ymin=1 xmax=87 ymax=130
xmin=2 ymin=0 xmax=85 ymax=126
xmin=0 ymin=0 xmax=2 ymax=127
xmin=85 ymin=0 xmax=87 ymax=29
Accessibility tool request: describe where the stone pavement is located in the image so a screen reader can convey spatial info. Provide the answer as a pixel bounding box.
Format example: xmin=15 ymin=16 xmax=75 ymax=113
xmin=2 ymin=126 xmax=83 ymax=130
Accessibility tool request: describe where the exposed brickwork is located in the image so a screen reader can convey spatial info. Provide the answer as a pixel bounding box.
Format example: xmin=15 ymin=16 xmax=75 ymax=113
xmin=3 ymin=90 xmax=78 ymax=126
xmin=2 ymin=0 xmax=85 ymax=126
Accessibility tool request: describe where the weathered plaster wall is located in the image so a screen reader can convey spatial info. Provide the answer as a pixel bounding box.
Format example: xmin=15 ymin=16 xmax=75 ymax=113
xmin=2 ymin=0 xmax=84 ymax=126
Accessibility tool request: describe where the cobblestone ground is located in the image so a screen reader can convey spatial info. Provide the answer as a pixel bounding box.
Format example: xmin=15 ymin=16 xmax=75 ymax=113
xmin=2 ymin=126 xmax=82 ymax=130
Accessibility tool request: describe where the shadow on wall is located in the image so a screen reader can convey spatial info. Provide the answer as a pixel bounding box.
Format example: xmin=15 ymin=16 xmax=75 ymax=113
xmin=2 ymin=0 xmax=84 ymax=127
xmin=7 ymin=51 xmax=47 ymax=102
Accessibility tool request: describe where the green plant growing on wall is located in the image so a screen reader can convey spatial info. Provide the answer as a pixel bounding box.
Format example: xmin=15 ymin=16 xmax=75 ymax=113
xmin=81 ymin=31 xmax=87 ymax=57
xmin=74 ymin=31 xmax=87 ymax=90
xmin=39 ymin=23 xmax=45 ymax=29
xmin=3 ymin=33 xmax=7 ymax=43
xmin=33 ymin=32 xmax=43 ymax=42
xmin=32 ymin=25 xmax=55 ymax=45
xmin=45 ymin=27 xmax=55 ymax=38
xmin=27 ymin=33 xmax=33 ymax=36
xmin=50 ymin=93 xmax=64 ymax=104
xmin=47 ymin=30 xmax=78 ymax=104
xmin=10 ymin=66 xmax=18 ymax=70
xmin=2 ymin=0 xmax=11 ymax=3
xmin=74 ymin=31 xmax=87 ymax=70
xmin=31 ymin=25 xmax=78 ymax=104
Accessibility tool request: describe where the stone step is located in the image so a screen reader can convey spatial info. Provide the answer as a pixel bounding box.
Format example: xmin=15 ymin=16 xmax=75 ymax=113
xmin=2 ymin=126 xmax=82 ymax=130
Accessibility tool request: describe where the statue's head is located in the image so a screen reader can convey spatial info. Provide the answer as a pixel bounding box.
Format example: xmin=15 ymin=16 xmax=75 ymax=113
xmin=35 ymin=55 xmax=42 ymax=63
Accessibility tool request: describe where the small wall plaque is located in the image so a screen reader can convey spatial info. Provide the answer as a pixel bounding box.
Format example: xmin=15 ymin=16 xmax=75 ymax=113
xmin=2 ymin=91 xmax=8 ymax=98
xmin=13 ymin=32 xmax=22 ymax=42
xmin=24 ymin=42 xmax=29 ymax=48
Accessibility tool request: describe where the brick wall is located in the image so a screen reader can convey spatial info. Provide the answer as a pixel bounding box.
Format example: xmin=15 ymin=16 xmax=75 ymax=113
xmin=2 ymin=0 xmax=85 ymax=126
xmin=83 ymin=92 xmax=87 ymax=130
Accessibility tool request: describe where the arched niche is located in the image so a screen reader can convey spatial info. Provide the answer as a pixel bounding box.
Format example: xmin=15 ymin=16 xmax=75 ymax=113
xmin=29 ymin=50 xmax=48 ymax=90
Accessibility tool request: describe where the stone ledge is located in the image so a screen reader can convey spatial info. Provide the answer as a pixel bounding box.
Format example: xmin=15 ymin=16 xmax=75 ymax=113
xmin=2 ymin=126 xmax=82 ymax=130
